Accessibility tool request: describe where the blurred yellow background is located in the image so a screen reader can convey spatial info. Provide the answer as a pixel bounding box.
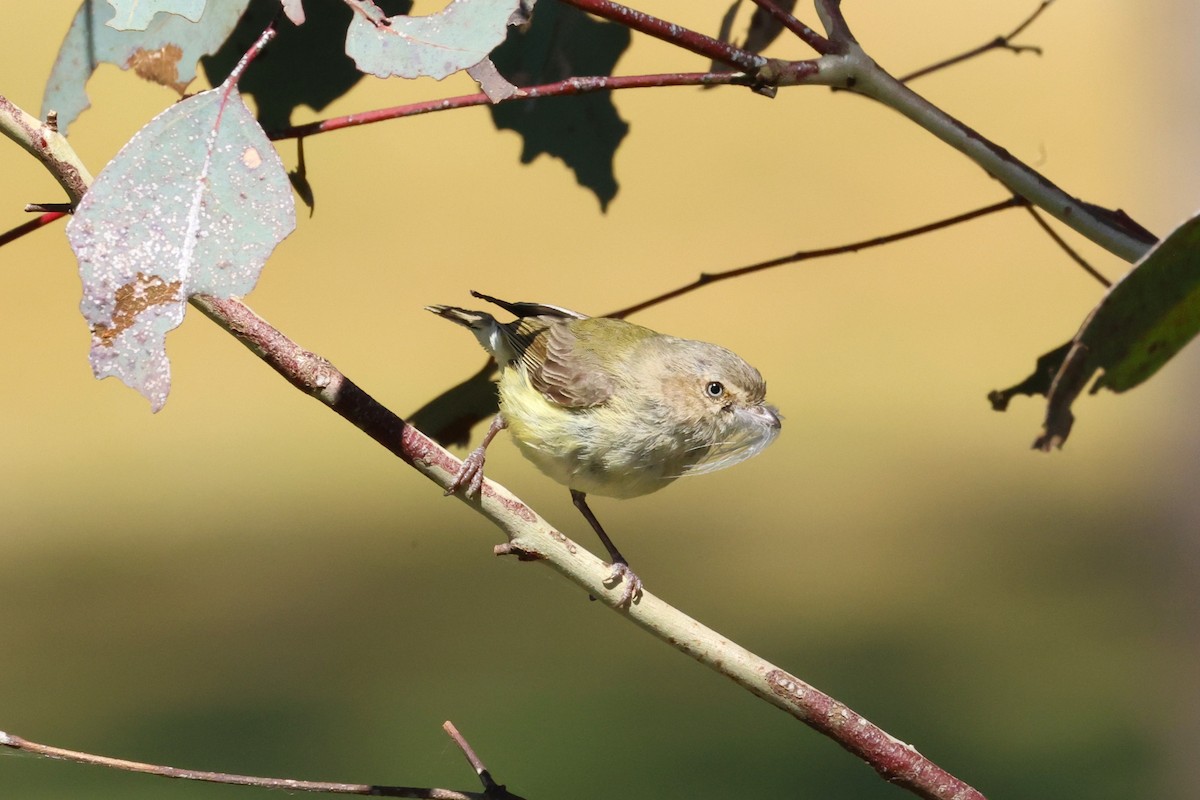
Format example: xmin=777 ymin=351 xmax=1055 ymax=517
xmin=3 ymin=2 xmax=1199 ymax=799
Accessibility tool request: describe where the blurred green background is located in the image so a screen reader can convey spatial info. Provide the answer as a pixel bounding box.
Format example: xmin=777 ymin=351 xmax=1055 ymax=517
xmin=3 ymin=2 xmax=1199 ymax=798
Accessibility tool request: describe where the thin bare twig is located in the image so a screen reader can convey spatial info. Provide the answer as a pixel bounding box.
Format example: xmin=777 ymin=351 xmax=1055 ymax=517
xmin=1025 ymin=206 xmax=1111 ymax=288
xmin=24 ymin=202 xmax=74 ymax=213
xmin=608 ymin=196 xmax=1029 ymax=318
xmin=900 ymin=1 xmax=1055 ymax=83
xmin=443 ymin=722 xmax=505 ymax=795
xmin=0 ymin=728 xmax=524 ymax=799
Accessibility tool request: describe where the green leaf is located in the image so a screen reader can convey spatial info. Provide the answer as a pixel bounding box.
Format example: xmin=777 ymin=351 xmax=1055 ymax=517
xmin=488 ymin=3 xmax=631 ymax=210
xmin=42 ymin=0 xmax=249 ymax=134
xmin=67 ymin=79 xmax=296 ymax=410
xmin=1033 ymin=212 xmax=1200 ymax=450
xmin=345 ymin=0 xmax=520 ymax=80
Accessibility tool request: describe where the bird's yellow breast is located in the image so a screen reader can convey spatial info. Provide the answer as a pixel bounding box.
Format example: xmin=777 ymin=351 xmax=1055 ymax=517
xmin=497 ymin=367 xmax=686 ymax=499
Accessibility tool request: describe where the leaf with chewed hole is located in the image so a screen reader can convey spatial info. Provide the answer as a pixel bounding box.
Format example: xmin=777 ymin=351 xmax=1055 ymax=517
xmin=67 ymin=80 xmax=296 ymax=411
xmin=105 ymin=0 xmax=207 ymax=30
xmin=43 ymin=0 xmax=249 ymax=134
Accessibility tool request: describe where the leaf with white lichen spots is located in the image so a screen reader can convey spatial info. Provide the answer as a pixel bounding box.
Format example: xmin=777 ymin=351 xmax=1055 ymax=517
xmin=67 ymin=78 xmax=296 ymax=411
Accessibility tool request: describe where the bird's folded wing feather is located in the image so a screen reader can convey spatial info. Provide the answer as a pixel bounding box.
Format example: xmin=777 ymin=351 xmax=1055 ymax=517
xmin=516 ymin=319 xmax=615 ymax=408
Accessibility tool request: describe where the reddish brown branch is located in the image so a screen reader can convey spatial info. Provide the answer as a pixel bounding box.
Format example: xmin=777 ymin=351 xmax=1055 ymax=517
xmin=555 ymin=0 xmax=767 ymax=71
xmin=0 ymin=210 xmax=67 ymax=247
xmin=269 ymin=72 xmax=753 ymax=141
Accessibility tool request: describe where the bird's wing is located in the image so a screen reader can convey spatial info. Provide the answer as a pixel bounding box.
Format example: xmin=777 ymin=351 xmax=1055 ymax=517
xmin=518 ymin=318 xmax=615 ymax=408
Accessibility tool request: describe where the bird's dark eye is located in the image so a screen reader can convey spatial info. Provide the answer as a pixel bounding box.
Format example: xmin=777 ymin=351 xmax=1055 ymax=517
xmin=705 ymin=381 xmax=725 ymax=398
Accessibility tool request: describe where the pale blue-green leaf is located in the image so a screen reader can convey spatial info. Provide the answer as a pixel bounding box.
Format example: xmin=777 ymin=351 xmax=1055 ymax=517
xmin=67 ymin=84 xmax=296 ymax=411
xmin=346 ymin=0 xmax=519 ymax=80
xmin=105 ymin=0 xmax=207 ymax=30
xmin=43 ymin=0 xmax=249 ymax=134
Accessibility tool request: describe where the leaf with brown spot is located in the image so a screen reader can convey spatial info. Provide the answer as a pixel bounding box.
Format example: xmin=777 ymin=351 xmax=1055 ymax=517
xmin=127 ymin=44 xmax=190 ymax=93
xmin=42 ymin=0 xmax=249 ymax=134
xmin=93 ymin=274 xmax=183 ymax=347
xmin=68 ymin=72 xmax=295 ymax=411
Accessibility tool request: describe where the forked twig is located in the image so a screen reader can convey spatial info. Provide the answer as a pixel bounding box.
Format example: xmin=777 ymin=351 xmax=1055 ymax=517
xmin=0 ymin=726 xmax=525 ymax=799
xmin=900 ymin=1 xmax=1056 ymax=83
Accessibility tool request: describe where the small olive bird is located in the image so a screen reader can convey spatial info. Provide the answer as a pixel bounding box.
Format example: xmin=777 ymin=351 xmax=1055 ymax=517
xmin=427 ymin=291 xmax=781 ymax=606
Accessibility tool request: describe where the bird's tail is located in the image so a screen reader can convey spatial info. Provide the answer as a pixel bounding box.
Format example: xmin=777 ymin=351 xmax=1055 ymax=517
xmin=425 ymin=304 xmax=509 ymax=362
xmin=424 ymin=304 xmax=495 ymax=331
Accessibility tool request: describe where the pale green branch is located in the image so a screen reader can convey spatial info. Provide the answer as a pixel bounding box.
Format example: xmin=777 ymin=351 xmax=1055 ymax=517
xmin=0 ymin=96 xmax=92 ymax=204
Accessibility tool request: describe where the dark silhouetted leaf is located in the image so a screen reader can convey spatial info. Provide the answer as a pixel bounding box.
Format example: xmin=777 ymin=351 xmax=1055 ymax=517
xmin=988 ymin=340 xmax=1071 ymax=411
xmin=1028 ymin=212 xmax=1200 ymax=450
xmin=202 ymin=0 xmax=412 ymax=132
xmin=489 ymin=3 xmax=630 ymax=210
xmin=288 ymin=137 xmax=315 ymax=216
xmin=67 ymin=78 xmax=296 ymax=410
xmin=43 ymin=0 xmax=249 ymax=134
xmin=710 ymin=0 xmax=797 ymax=73
xmin=409 ymin=361 xmax=500 ymax=448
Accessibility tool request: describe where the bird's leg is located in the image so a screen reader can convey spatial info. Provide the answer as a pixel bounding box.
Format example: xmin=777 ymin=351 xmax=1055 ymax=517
xmin=446 ymin=414 xmax=507 ymax=499
xmin=571 ymin=489 xmax=643 ymax=607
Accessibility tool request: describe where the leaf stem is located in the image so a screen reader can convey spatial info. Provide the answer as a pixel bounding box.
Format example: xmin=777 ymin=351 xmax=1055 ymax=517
xmin=225 ymin=24 xmax=276 ymax=88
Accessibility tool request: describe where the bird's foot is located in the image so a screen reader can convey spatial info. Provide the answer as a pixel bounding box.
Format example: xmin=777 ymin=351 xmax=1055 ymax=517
xmin=605 ymin=561 xmax=643 ymax=608
xmin=445 ymin=444 xmax=487 ymax=498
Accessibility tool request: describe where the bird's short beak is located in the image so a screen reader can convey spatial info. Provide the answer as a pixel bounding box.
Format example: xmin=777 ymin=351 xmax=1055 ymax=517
xmin=749 ymin=403 xmax=782 ymax=431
